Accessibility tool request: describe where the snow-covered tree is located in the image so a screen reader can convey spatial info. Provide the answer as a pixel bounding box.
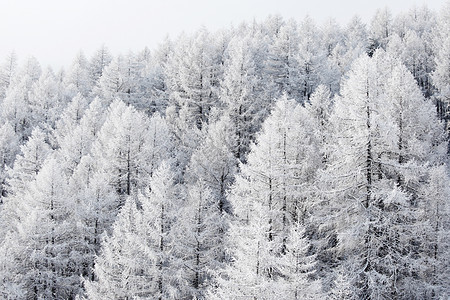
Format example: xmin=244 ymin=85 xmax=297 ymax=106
xmin=92 ymin=99 xmax=152 ymax=199
xmin=7 ymin=127 xmax=51 ymax=196
xmin=29 ymin=68 xmax=66 ymax=134
xmin=220 ymin=32 xmax=272 ymax=162
xmin=53 ymin=93 xmax=89 ymax=148
xmin=165 ymin=28 xmax=223 ymax=130
xmin=2 ymin=158 xmax=82 ymax=299
xmin=266 ymin=19 xmax=302 ymax=101
xmin=0 ymin=52 xmax=18 ymax=100
xmin=1 ymin=57 xmax=41 ymax=141
xmin=297 ymin=16 xmax=331 ymax=101
xmin=89 ymin=45 xmax=113 ymax=88
xmin=322 ymin=50 xmax=448 ymax=298
xmin=368 ymin=7 xmax=393 ymax=55
xmin=176 ymin=180 xmax=227 ymax=299
xmin=212 ymin=96 xmax=322 ymax=298
xmin=186 ymin=114 xmax=237 ymax=214
xmin=0 ymin=122 xmax=19 ymax=204
xmin=432 ymin=2 xmax=450 ymax=149
xmin=138 ymin=163 xmax=185 ymax=299
xmin=67 ymin=155 xmax=120 ymax=282
xmin=84 ymin=196 xmax=148 ymax=300
xmin=64 ymin=51 xmax=91 ymax=98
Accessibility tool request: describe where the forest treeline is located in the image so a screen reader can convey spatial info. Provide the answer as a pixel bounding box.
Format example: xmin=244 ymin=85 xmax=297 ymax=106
xmin=0 ymin=3 xmax=449 ymax=300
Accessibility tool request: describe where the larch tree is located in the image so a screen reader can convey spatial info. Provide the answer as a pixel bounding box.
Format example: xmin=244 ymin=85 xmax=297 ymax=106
xmin=88 ymin=45 xmax=113 ymax=89
xmin=6 ymin=127 xmax=52 ymax=197
xmin=0 ymin=122 xmax=19 ymax=204
xmin=84 ymin=196 xmax=149 ymax=300
xmin=142 ymin=37 xmax=173 ymax=115
xmin=3 ymin=158 xmax=81 ymax=299
xmin=93 ymin=53 xmax=146 ymax=107
xmin=220 ymin=31 xmax=272 ymax=162
xmin=212 ymin=96 xmax=322 ymax=299
xmin=0 ymin=52 xmax=18 ymax=100
xmin=368 ymin=7 xmax=393 ymax=55
xmin=266 ymin=19 xmax=302 ymax=101
xmin=53 ymin=93 xmax=89 ymax=149
xmin=186 ymin=114 xmax=237 ymax=214
xmin=68 ymin=155 xmax=120 ymax=283
xmin=297 ymin=16 xmax=329 ymax=102
xmin=322 ymin=50 xmax=448 ymax=299
xmin=29 ymin=68 xmax=66 ymax=135
xmin=390 ymin=5 xmax=437 ymax=97
xmin=331 ymin=16 xmax=368 ymax=77
xmin=138 ymin=162 xmax=184 ymax=299
xmin=1 ymin=59 xmax=41 ymax=141
xmin=432 ymin=1 xmax=450 ymax=149
xmin=165 ymin=28 xmax=222 ymax=130
xmin=64 ymin=51 xmax=91 ymax=98
xmin=418 ymin=165 xmax=450 ymax=297
xmin=92 ymin=99 xmax=151 ymax=200
xmin=176 ymin=181 xmax=228 ymax=299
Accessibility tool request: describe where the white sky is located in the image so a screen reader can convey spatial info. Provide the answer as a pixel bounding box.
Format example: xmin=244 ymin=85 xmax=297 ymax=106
xmin=0 ymin=0 xmax=445 ymax=70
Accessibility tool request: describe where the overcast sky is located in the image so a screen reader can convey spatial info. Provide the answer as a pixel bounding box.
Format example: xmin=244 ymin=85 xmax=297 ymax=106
xmin=0 ymin=0 xmax=445 ymax=69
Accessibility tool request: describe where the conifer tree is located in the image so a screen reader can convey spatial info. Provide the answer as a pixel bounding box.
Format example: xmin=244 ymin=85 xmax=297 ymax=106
xmin=84 ymin=196 xmax=148 ymax=300
xmin=322 ymin=50 xmax=448 ymax=298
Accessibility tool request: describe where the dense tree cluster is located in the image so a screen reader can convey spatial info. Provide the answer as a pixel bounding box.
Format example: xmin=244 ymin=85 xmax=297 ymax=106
xmin=0 ymin=3 xmax=449 ymax=300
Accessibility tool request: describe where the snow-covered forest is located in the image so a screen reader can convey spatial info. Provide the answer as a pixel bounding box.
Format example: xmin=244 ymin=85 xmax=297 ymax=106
xmin=0 ymin=3 xmax=449 ymax=300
